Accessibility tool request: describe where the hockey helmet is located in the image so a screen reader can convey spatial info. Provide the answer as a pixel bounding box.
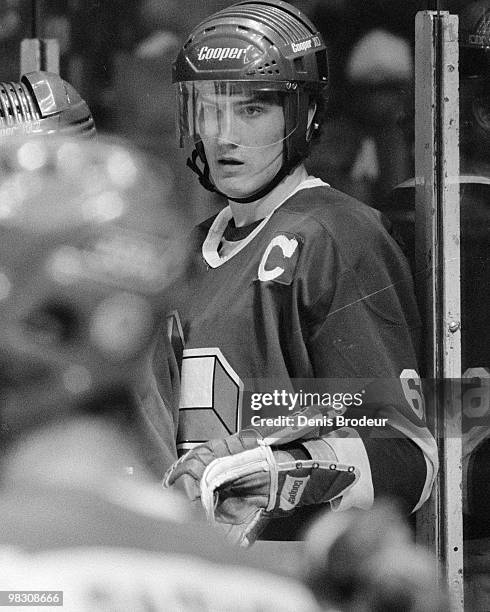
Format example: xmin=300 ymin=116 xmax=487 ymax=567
xmin=0 ymin=71 xmax=95 ymax=140
xmin=460 ymin=0 xmax=489 ymax=77
xmin=173 ymin=0 xmax=328 ymax=202
xmin=0 ymin=137 xmax=179 ymax=436
xmin=459 ymin=1 xmax=490 ymax=156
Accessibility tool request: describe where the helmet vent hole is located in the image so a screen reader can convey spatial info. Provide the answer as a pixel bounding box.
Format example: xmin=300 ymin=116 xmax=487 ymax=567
xmin=0 ymin=86 xmax=15 ymax=119
xmin=294 ymin=57 xmax=305 ymax=71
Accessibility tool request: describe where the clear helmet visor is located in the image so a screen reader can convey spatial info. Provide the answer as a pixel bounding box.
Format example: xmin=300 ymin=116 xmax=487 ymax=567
xmin=176 ymin=81 xmax=299 ymax=149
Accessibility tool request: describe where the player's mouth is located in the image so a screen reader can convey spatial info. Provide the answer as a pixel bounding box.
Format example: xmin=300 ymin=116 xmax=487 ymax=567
xmin=215 ymin=157 xmax=245 ymax=177
xmin=217 ymin=157 xmax=244 ymax=166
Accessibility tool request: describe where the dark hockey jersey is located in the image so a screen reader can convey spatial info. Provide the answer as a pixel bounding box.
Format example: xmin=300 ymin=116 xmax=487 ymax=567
xmin=169 ymin=178 xmax=438 ymax=535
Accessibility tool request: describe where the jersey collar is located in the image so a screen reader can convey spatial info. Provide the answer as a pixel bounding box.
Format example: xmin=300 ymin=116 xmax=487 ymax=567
xmin=202 ymin=176 xmax=327 ymax=268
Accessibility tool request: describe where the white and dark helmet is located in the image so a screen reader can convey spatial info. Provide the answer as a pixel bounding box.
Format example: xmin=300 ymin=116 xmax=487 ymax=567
xmin=459 ymin=1 xmax=490 ymax=156
xmin=0 ymin=71 xmax=95 ymax=140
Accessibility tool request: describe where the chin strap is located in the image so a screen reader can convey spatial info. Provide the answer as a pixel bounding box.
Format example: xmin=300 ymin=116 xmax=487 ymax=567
xmin=186 ymin=143 xmax=301 ymax=204
xmin=186 ymin=148 xmax=216 ymax=193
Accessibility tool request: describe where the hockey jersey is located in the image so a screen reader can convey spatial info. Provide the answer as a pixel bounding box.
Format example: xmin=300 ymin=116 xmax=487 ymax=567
xmin=168 ymin=179 xmax=438 ymax=537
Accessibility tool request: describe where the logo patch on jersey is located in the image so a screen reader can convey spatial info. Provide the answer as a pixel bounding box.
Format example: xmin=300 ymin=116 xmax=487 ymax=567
xmin=177 ymin=347 xmax=243 ymax=454
xmin=279 ymin=474 xmax=310 ymax=511
xmin=257 ymin=233 xmax=300 ymax=284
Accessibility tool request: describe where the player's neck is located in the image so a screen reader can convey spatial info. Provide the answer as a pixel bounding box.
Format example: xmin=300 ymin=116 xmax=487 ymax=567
xmin=228 ymin=164 xmax=309 ymax=227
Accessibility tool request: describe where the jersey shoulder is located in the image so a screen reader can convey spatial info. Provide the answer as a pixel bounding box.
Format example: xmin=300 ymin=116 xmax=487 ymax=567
xmin=276 ymin=185 xmax=407 ymax=282
xmin=278 ymin=185 xmax=419 ymax=331
xmin=279 ymin=185 xmax=393 ymax=246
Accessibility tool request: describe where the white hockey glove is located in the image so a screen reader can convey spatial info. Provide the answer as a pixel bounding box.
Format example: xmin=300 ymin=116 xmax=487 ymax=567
xmin=164 ymin=409 xmax=359 ymax=547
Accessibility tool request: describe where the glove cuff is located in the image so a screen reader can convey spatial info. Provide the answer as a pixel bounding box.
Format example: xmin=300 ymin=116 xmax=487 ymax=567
xmin=274 ymin=438 xmax=359 ymax=510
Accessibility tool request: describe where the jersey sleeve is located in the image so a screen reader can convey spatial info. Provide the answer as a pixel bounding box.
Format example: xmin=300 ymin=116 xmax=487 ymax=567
xmin=296 ymin=218 xmax=438 ymax=514
xmin=134 ymin=319 xmax=182 ymax=476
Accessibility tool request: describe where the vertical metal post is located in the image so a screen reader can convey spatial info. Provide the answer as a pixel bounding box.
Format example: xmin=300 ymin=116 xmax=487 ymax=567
xmin=20 ymin=39 xmax=60 ymax=75
xmin=20 ymin=0 xmax=60 ymax=75
xmin=414 ymin=11 xmax=463 ymax=610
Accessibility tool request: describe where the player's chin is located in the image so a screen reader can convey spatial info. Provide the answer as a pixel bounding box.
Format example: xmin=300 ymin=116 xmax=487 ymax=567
xmin=213 ymin=176 xmax=253 ymax=200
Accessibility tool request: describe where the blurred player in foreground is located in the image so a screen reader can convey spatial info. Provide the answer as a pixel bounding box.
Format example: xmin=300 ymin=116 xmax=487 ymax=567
xmin=160 ymin=0 xmax=438 ymax=545
xmin=0 ymin=137 xmax=318 ymax=611
xmin=303 ymin=501 xmax=450 ymax=612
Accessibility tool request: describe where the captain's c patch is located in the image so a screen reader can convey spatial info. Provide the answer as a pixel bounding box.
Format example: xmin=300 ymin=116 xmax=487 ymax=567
xmin=257 ymin=233 xmax=300 ymax=285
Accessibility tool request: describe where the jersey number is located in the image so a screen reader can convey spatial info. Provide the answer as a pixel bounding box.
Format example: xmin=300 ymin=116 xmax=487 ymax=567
xmin=400 ymin=369 xmax=425 ymax=420
xmin=462 ymin=367 xmax=490 ymax=418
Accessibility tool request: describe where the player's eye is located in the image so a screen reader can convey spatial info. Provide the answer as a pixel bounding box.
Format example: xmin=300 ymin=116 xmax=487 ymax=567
xmin=240 ymin=104 xmax=264 ymax=117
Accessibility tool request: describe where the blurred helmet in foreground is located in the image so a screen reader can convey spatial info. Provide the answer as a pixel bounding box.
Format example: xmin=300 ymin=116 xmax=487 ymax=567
xmin=0 ymin=71 xmax=95 ymax=140
xmin=0 ymin=137 xmax=179 ymax=436
xmin=303 ymin=502 xmax=449 ymax=612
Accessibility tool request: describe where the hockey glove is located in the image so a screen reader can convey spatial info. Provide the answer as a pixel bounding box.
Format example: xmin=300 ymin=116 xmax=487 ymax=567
xmin=164 ymin=418 xmax=359 ymax=547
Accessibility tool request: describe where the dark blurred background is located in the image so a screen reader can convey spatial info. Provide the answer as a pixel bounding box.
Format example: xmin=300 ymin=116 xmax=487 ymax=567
xmin=0 ymin=0 xmax=471 ymax=224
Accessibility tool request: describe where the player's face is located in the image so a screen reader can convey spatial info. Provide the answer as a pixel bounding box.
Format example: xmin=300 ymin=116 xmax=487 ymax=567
xmin=199 ymin=92 xmax=285 ymax=199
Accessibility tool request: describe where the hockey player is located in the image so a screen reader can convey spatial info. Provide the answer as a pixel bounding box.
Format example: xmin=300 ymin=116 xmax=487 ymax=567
xmin=162 ymin=0 xmax=438 ymax=545
xmin=0 ymin=136 xmax=318 ymax=612
xmin=0 ymin=136 xmax=179 ymax=470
